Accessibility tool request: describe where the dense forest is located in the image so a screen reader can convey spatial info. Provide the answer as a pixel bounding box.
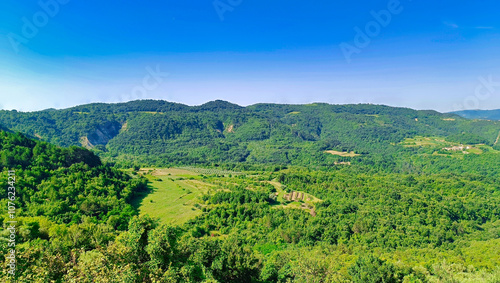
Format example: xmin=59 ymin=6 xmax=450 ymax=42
xmin=0 ymin=101 xmax=500 ymax=282
xmin=0 ymin=100 xmax=499 ymax=168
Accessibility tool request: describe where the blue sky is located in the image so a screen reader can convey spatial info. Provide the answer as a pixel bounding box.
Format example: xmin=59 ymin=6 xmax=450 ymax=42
xmin=0 ymin=0 xmax=500 ymax=112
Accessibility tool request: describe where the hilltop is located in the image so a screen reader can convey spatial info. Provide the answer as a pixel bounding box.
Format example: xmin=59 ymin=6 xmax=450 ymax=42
xmin=1 ymin=105 xmax=500 ymax=282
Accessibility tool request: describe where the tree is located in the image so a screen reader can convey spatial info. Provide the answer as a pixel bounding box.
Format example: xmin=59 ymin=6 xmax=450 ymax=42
xmin=348 ymin=255 xmax=398 ymax=283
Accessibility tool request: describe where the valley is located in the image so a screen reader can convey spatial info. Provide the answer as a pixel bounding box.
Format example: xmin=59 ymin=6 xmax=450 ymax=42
xmin=1 ymin=101 xmax=500 ymax=282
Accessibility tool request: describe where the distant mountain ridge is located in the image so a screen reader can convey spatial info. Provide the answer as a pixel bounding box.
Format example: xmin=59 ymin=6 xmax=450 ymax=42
xmin=451 ymin=109 xmax=500 ymax=121
xmin=1 ymin=99 xmax=499 ymax=167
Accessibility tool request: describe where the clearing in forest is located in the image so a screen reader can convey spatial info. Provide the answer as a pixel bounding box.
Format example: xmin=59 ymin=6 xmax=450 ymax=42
xmin=267 ymin=180 xmax=321 ymax=216
xmin=131 ymin=168 xmax=212 ymax=225
xmin=324 ymin=150 xmax=360 ymax=157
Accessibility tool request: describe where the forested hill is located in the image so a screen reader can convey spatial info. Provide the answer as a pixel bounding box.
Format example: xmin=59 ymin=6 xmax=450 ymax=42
xmin=0 ymin=130 xmax=146 ymax=229
xmin=1 ymin=122 xmax=500 ymax=282
xmin=452 ymin=109 xmax=500 ymax=121
xmin=1 ymin=100 xmax=500 ymax=167
xmin=0 ymin=129 xmax=149 ymax=280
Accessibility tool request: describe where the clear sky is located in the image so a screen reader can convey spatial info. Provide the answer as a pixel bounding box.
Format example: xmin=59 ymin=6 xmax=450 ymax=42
xmin=0 ymin=0 xmax=500 ymax=112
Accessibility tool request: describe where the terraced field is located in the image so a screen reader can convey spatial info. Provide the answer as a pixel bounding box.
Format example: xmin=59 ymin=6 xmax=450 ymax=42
xmin=267 ymin=180 xmax=321 ymax=216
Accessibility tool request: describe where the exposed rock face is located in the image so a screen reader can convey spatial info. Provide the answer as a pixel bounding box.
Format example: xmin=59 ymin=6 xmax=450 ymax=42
xmin=80 ymin=121 xmax=122 ymax=148
xmin=79 ymin=136 xmax=92 ymax=149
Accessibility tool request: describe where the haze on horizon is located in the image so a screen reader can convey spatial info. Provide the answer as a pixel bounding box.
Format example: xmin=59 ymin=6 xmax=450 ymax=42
xmin=1 ymin=0 xmax=500 ymax=112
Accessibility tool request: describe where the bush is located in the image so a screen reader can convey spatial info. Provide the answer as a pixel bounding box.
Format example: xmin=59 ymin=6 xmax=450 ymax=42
xmin=349 ymin=255 xmax=398 ymax=283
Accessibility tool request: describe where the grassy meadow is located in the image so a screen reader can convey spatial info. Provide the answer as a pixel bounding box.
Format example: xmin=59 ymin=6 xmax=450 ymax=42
xmin=130 ymin=168 xmax=212 ymax=225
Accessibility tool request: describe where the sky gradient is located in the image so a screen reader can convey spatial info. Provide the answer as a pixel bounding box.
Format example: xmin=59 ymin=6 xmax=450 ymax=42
xmin=1 ymin=0 xmax=500 ymax=112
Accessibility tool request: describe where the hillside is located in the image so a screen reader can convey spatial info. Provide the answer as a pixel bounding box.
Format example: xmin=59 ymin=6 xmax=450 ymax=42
xmin=0 ymin=131 xmax=147 ymax=228
xmin=1 ymin=100 xmax=499 ymax=169
xmin=1 ymin=130 xmax=500 ymax=282
xmin=452 ymin=109 xmax=500 ymax=121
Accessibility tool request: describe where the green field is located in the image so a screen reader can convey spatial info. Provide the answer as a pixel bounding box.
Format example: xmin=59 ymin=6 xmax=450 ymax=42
xmin=132 ymin=168 xmax=324 ymax=224
xmin=131 ymin=168 xmax=213 ymax=225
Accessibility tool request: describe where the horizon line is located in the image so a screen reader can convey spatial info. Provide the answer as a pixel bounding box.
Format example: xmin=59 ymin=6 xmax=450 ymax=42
xmin=2 ymin=98 xmax=498 ymax=114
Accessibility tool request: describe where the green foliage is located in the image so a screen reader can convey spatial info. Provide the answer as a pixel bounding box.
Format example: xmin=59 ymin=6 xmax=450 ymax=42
xmin=349 ymin=255 xmax=399 ymax=283
xmin=0 ymin=101 xmax=500 ymax=282
xmin=445 ymin=133 xmax=489 ymax=145
xmin=2 ymin=100 xmax=500 ymax=169
xmin=0 ymin=130 xmax=147 ymax=281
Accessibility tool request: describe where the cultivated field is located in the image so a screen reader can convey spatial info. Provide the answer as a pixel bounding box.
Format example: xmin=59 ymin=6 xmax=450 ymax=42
xmin=268 ymin=180 xmax=321 ymax=216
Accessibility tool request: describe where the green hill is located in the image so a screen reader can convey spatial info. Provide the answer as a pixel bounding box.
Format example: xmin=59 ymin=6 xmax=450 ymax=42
xmin=1 ymin=100 xmax=499 ymax=169
xmin=1 ymin=110 xmax=500 ymax=281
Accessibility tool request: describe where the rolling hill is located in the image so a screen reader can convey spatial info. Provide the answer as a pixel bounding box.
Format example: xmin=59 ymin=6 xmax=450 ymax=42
xmin=452 ymin=109 xmax=500 ymax=121
xmin=1 ymin=100 xmax=500 ymax=168
xmin=1 ymin=104 xmax=500 ymax=282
